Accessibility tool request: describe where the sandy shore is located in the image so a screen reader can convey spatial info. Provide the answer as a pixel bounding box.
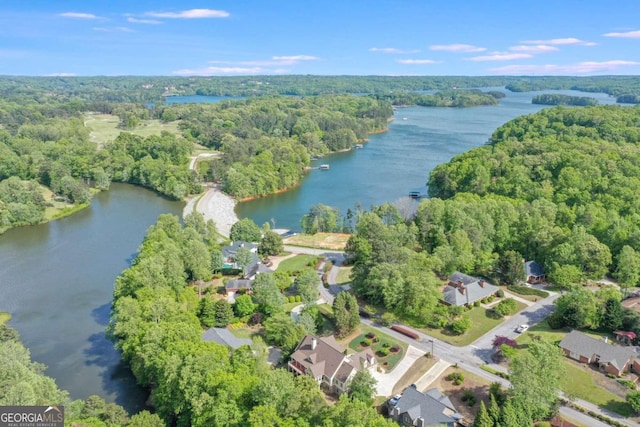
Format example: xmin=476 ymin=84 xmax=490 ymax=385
xmin=183 ymin=185 xmax=238 ymax=238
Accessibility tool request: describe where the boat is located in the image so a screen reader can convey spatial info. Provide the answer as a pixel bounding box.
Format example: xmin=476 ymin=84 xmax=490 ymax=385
xmin=355 ymin=144 xmax=363 ymax=149
xmin=408 ymin=191 xmax=421 ymax=199
xmin=320 ymin=164 xmax=330 ymax=170
xmin=402 ymin=117 xmax=408 ymax=121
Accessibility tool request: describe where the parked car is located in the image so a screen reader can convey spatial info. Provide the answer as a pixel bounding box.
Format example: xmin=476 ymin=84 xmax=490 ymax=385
xmin=516 ymin=324 xmax=529 ymax=333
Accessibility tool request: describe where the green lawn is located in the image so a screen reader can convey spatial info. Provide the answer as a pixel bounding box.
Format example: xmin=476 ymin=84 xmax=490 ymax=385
xmin=284 ymin=301 xmax=302 ymax=313
xmin=0 ymin=312 xmax=10 ymax=325
xmin=276 ymin=254 xmax=319 ymax=273
xmin=348 ymin=325 xmax=407 ymax=372
xmin=84 ymin=113 xmax=182 ymax=146
xmin=336 ymin=267 xmax=352 ymax=285
xmin=418 ymin=301 xmax=528 ymax=346
xmin=228 ymin=326 xmax=264 ymax=339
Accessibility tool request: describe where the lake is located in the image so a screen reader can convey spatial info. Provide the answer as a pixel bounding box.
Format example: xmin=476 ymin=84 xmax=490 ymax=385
xmin=0 ymin=184 xmax=183 ymax=412
xmin=235 ymin=89 xmax=619 ymax=230
xmin=0 ymin=88 xmax=618 ymax=412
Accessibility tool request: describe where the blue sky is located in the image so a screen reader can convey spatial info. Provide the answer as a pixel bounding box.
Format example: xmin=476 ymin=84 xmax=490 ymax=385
xmin=2 ymin=0 xmax=640 ymax=76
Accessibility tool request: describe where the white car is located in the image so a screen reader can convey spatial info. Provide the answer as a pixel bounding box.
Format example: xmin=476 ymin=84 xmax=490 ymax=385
xmin=516 ymin=324 xmax=529 ymax=333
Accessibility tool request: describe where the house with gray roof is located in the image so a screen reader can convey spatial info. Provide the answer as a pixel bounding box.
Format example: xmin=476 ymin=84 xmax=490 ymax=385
xmin=559 ymin=330 xmax=637 ymax=376
xmin=288 ymin=334 xmax=377 ymax=395
xmin=524 ymin=260 xmax=546 ymax=284
xmin=442 ymin=272 xmax=498 ymax=306
xmin=202 ymin=327 xmax=252 ymax=349
xmin=388 ymin=385 xmax=462 ymax=427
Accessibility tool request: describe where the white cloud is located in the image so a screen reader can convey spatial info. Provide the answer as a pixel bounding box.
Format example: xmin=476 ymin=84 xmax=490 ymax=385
xmin=45 ymin=73 xmax=77 ymax=77
xmin=146 ymin=9 xmax=229 ymax=19
xmin=509 ymin=45 xmax=558 ymax=53
xmin=272 ymin=55 xmax=318 ymax=62
xmin=489 ymin=60 xmax=639 ymax=75
xmin=209 ymin=55 xmax=319 ymax=67
xmin=397 ymin=59 xmax=442 ymax=64
xmin=369 ymin=47 xmax=420 ymax=54
xmin=59 ymin=12 xmax=100 ymax=19
xmin=173 ymin=66 xmax=265 ymax=76
xmin=521 ymin=37 xmax=596 ymax=46
xmin=603 ymin=30 xmax=640 ymax=39
xmin=92 ymin=27 xmax=133 ymax=33
xmin=468 ymin=53 xmax=533 ymax=61
xmin=127 ymin=17 xmax=163 ymax=24
xmin=429 ymin=44 xmax=486 ymax=53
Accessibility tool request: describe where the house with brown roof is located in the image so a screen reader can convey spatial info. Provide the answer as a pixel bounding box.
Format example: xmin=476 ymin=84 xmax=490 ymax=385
xmin=288 ymin=334 xmax=377 ymax=395
xmin=559 ymin=330 xmax=638 ymax=376
xmin=442 ymin=272 xmax=498 ymax=306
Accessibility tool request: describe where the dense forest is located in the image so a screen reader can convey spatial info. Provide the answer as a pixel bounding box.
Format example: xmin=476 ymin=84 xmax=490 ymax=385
xmin=532 ymin=93 xmax=598 ymax=106
xmin=371 ymin=89 xmax=501 ymax=107
xmin=107 ymin=213 xmax=394 ymax=427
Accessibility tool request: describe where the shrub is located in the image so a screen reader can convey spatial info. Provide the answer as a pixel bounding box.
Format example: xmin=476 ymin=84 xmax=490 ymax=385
xmin=379 ymin=312 xmax=396 ymax=327
xmin=606 ymin=373 xmax=618 ymax=379
xmin=618 ymin=379 xmax=636 ymax=390
xmin=390 ymin=346 xmax=399 ymax=353
xmin=493 ymin=298 xmax=518 ymax=317
xmin=248 ymin=312 xmax=263 ymax=325
xmin=508 ymin=285 xmax=548 ymax=298
xmin=488 ymin=295 xmax=495 ymax=303
xmin=295 ymin=295 xmax=302 ymax=302
xmin=446 ymin=372 xmax=465 ymax=383
xmin=467 ymin=396 xmax=476 ymax=406
xmin=362 ymin=338 xmax=372 ymax=347
xmin=377 ymin=348 xmax=389 ymax=357
xmin=461 ymin=389 xmax=474 ymax=402
xmin=450 ymin=316 xmax=472 ymax=335
xmin=366 ymin=332 xmax=376 ymax=339
xmin=473 ymin=301 xmax=481 ymax=307
xmin=496 ymin=289 xmax=505 ymax=298
xmin=537 ymin=422 xmax=551 ymax=427
xmin=382 ymin=342 xmax=390 ymax=348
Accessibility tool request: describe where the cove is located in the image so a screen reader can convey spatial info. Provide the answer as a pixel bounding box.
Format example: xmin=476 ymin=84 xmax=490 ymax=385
xmin=0 ymin=183 xmax=183 ymax=413
xmin=235 ymin=89 xmax=619 ymax=230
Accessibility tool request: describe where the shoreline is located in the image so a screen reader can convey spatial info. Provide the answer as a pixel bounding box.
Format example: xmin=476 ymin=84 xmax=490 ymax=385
xmin=183 ymin=185 xmax=238 ymax=238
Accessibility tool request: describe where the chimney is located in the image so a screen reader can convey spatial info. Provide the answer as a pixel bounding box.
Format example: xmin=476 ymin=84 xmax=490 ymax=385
xmin=459 ymin=286 xmax=466 ymax=295
xmin=604 ymin=336 xmax=608 ymax=344
xmin=311 ymin=337 xmax=317 ymax=350
xmin=393 ymin=407 xmax=400 ymax=417
xmin=416 ymin=417 xmax=425 ymax=427
xmin=479 ymin=280 xmax=486 ymax=288
xmin=457 ymin=281 xmax=464 ymax=287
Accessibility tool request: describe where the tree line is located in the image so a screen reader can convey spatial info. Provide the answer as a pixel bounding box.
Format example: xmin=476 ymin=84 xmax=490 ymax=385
xmin=531 ymin=93 xmax=598 ymax=106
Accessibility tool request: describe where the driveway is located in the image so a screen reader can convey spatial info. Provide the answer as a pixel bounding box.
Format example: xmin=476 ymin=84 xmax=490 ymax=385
xmin=371 ymin=345 xmax=425 ymax=396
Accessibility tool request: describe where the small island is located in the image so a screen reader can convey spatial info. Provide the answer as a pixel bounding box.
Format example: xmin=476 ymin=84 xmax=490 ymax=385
xmin=532 ymin=93 xmax=598 ymax=106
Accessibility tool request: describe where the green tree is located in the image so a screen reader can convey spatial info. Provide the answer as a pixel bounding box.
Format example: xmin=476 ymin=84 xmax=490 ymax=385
xmin=616 ymin=245 xmax=640 ymax=298
xmin=550 ymin=286 xmax=600 ymax=329
xmin=252 ymin=273 xmax=286 ymax=316
xmin=450 ymin=315 xmax=472 ymax=335
xmin=348 ymin=370 xmax=377 ymax=405
xmin=602 ymin=298 xmax=624 ymax=332
xmin=234 ymin=294 xmax=257 ymax=317
xmin=295 ymin=269 xmax=319 ymax=304
xmin=128 ymin=411 xmax=165 ymax=427
xmin=627 ymin=391 xmax=640 ymax=413
xmin=510 ymin=338 xmax=564 ymax=421
xmin=197 ymin=297 xmax=216 ymax=327
xmin=211 ymin=249 xmax=224 ymax=272
xmin=214 ymin=299 xmax=234 ymax=327
xmin=333 ymin=292 xmax=360 ymax=337
xmin=496 ymin=250 xmax=525 ymax=285
xmin=235 ymin=245 xmax=255 ymax=273
xmin=498 ymin=400 xmax=520 ymax=427
xmin=487 ymin=392 xmax=500 ymax=424
xmin=473 ymin=401 xmax=493 ymax=427
xmin=300 ymin=203 xmax=342 ymax=234
xmin=230 ymin=218 xmax=262 ymax=242
xmin=259 ymin=230 xmax=284 ymax=256
xmin=264 ymin=313 xmax=306 ymax=352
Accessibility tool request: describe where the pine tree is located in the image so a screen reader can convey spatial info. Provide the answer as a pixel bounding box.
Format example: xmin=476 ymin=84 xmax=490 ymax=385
xmin=473 ymin=401 xmax=493 ymax=427
xmin=498 ymin=400 xmax=519 ymax=427
xmin=488 ymin=393 xmax=500 ymax=424
xmin=214 ymin=299 xmax=234 ymax=327
xmin=198 ymin=297 xmax=216 ymax=327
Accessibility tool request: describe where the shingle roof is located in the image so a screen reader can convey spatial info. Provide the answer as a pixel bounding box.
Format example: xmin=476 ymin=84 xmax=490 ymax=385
xmin=524 ymin=260 xmax=545 ymax=277
xmin=202 ymin=327 xmax=252 ymax=349
xmin=559 ymin=330 xmax=635 ymax=371
xmin=442 ymin=272 xmax=498 ymax=306
xmin=225 ymin=278 xmax=253 ymax=291
xmin=392 ymin=386 xmax=461 ymax=426
xmin=222 ymin=241 xmax=257 ymax=259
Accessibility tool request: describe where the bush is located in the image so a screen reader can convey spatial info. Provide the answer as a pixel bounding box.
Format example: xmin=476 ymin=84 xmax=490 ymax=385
xmin=379 ymin=312 xmax=396 ymax=327
xmin=450 ymin=316 xmax=472 ymax=335
xmin=377 ymin=348 xmax=389 ymax=357
xmin=618 ymin=379 xmax=636 ymax=390
xmin=537 ymin=422 xmax=551 ymax=427
xmin=467 ymin=396 xmax=476 ymax=406
xmin=446 ymin=372 xmax=464 ymax=383
xmin=248 ymin=312 xmax=263 ymax=326
xmin=295 ymin=295 xmax=302 ymax=302
xmin=361 ymin=338 xmax=372 ymax=347
xmin=382 ymin=342 xmax=390 ymax=348
xmin=461 ymin=389 xmax=474 ymax=402
xmin=366 ymin=332 xmax=376 ymax=339
xmin=473 ymin=301 xmax=481 ymax=307
xmin=496 ymin=289 xmax=505 ymax=298
xmin=493 ymin=298 xmax=518 ymax=317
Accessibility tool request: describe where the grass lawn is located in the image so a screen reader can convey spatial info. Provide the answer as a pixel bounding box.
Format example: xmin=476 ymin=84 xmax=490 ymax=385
xmin=336 ymin=266 xmax=352 ymax=285
xmin=84 ymin=113 xmax=181 ymax=145
xmin=392 ymin=354 xmax=438 ymax=395
xmin=284 ymin=301 xmax=302 ymax=313
xmin=347 ymin=325 xmax=407 ymax=372
xmin=283 ymin=232 xmax=350 ymax=250
xmin=418 ymin=301 xmax=528 ymax=346
xmin=276 ymin=254 xmax=319 ymax=273
xmin=0 ymin=312 xmax=10 ymax=325
xmin=228 ymin=326 xmax=264 ymax=339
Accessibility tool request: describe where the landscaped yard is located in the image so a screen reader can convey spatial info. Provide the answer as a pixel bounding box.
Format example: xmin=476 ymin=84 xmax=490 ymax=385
xmin=392 ymin=354 xmax=438 ymax=395
xmin=419 ymin=301 xmax=528 ymax=346
xmin=228 ymin=325 xmax=264 ymax=340
xmin=436 ymin=366 xmax=492 ymax=426
xmin=283 ymin=232 xmax=350 ymax=250
xmin=347 ymin=325 xmax=407 ymax=372
xmin=276 ymin=254 xmax=319 ymax=273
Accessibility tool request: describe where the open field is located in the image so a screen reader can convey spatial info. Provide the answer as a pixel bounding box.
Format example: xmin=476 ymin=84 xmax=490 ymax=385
xmin=84 ymin=113 xmax=182 ymax=146
xmin=418 ymin=301 xmax=528 ymax=346
xmin=283 ymin=232 xmax=350 ymax=250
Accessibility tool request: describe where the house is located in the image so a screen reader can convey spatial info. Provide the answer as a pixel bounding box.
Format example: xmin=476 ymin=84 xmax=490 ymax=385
xmin=202 ymin=327 xmax=252 ymax=349
xmin=524 ymin=260 xmax=546 ymax=284
xmin=559 ymin=330 xmax=638 ymax=376
xmin=224 ymin=278 xmax=253 ymax=296
xmin=288 ymin=334 xmax=377 ymax=395
xmin=614 ymin=330 xmax=637 ymax=346
xmin=388 ymin=385 xmax=462 ymax=427
xmin=222 ymin=241 xmax=259 ymax=271
xmin=222 ymin=241 xmax=273 ymax=297
xmin=442 ymin=272 xmax=499 ymax=306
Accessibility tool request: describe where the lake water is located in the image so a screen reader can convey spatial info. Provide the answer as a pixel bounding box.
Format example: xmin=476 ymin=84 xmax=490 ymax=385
xmin=0 ymin=88 xmax=618 ymax=412
xmin=0 ymin=184 xmax=183 ymax=412
xmin=236 ymin=89 xmax=619 ymax=230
